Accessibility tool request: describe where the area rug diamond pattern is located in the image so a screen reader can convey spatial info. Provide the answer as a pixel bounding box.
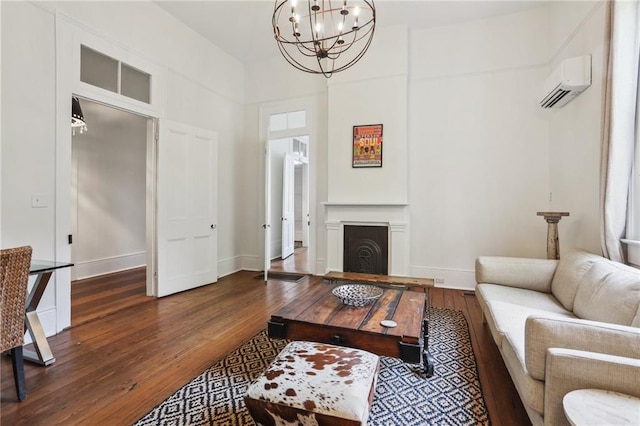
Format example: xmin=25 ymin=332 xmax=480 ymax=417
xmin=135 ymin=308 xmax=489 ymax=426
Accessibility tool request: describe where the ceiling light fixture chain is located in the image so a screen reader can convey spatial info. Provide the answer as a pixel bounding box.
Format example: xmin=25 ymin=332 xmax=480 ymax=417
xmin=273 ymin=0 xmax=376 ymax=78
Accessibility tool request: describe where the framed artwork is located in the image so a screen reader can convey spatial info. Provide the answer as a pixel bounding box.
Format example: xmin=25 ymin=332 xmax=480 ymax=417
xmin=352 ymin=124 xmax=383 ymax=168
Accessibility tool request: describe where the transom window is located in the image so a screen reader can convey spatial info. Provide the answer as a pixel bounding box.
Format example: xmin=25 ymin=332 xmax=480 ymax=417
xmin=80 ymin=45 xmax=151 ymax=104
xmin=269 ymin=110 xmax=306 ymax=132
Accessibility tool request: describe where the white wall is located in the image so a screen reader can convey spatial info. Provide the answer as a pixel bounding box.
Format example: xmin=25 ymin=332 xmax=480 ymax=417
xmin=72 ymin=101 xmax=147 ymax=279
xmin=1 ymin=2 xmax=58 ymax=333
xmin=1 ymin=2 xmax=56 ymax=257
xmin=327 ymin=25 xmax=409 ymax=204
xmin=407 ymin=7 xmax=551 ymax=288
xmin=547 ymin=1 xmax=606 ymax=256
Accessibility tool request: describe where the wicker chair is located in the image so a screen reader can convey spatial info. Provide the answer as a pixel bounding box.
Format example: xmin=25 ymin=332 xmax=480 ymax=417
xmin=1 ymin=245 xmax=32 ymax=401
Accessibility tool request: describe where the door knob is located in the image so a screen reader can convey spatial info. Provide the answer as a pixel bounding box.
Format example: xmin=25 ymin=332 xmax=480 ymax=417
xmin=211 ymin=224 xmax=216 ymax=229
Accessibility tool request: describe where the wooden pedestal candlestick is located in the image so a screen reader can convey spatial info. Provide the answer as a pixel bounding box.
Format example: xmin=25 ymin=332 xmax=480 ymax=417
xmin=537 ymin=212 xmax=570 ymax=260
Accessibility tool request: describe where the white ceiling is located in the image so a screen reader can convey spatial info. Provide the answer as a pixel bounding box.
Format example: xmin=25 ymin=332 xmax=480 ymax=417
xmin=154 ymin=0 xmax=547 ymax=64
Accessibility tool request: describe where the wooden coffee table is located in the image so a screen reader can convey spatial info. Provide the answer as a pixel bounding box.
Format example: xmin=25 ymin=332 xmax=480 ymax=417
xmin=268 ymin=283 xmax=435 ymax=376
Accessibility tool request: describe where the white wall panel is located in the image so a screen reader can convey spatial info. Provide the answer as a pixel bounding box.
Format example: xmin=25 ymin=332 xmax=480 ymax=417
xmin=547 ymin=1 xmax=606 ymax=256
xmin=408 ymin=68 xmax=549 ymax=287
xmin=411 ymin=6 xmax=550 ymax=79
xmin=1 ymin=2 xmax=56 ymax=256
xmin=1 ymin=2 xmax=57 ymax=336
xmin=328 ymin=75 xmax=408 ymax=204
xmin=406 ymin=7 xmax=552 ymax=289
xmin=327 ymin=26 xmax=409 ymax=205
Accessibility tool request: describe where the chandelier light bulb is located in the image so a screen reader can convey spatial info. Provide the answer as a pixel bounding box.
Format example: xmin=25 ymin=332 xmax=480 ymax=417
xmin=353 ymin=6 xmax=360 ymax=29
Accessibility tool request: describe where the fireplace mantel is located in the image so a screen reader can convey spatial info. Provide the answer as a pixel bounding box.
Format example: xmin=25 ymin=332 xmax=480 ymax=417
xmin=324 ymin=203 xmax=409 ymax=276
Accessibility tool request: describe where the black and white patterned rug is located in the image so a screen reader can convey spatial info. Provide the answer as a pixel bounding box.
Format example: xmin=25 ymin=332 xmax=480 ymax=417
xmin=135 ymin=308 xmax=490 ymax=425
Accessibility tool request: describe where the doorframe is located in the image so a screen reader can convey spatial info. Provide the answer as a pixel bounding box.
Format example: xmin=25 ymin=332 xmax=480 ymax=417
xmin=69 ymin=98 xmax=154 ymax=284
xmin=258 ymin=97 xmax=317 ymax=277
xmin=55 ymin=13 xmax=165 ymax=332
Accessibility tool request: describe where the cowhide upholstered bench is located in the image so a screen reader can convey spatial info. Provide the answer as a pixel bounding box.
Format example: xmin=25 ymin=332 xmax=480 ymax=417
xmin=244 ymin=341 xmax=380 ymax=426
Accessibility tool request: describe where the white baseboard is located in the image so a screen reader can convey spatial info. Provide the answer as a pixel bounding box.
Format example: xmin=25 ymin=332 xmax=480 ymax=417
xmin=238 ymin=254 xmax=262 ymax=272
xmin=74 ymin=252 xmax=146 ymax=280
xmin=408 ymin=265 xmax=476 ymax=291
xmin=218 ymin=255 xmax=245 ymax=278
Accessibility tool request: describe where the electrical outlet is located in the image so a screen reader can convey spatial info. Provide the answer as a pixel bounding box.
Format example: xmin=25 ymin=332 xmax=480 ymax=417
xmin=435 ymin=278 xmax=445 ymax=284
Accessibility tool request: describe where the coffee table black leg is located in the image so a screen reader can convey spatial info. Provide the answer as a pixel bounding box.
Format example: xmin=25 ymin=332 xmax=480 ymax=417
xmin=422 ymin=318 xmax=435 ymax=378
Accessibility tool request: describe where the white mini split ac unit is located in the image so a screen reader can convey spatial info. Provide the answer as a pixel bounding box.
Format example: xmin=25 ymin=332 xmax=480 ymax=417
xmin=539 ymin=55 xmax=592 ymax=108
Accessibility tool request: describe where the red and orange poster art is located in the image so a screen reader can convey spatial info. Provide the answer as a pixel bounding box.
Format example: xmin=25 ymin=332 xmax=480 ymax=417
xmin=352 ymin=124 xmax=383 ymax=168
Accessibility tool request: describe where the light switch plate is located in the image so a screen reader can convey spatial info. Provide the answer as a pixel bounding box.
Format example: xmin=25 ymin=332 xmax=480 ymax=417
xmin=32 ymin=193 xmax=49 ymax=208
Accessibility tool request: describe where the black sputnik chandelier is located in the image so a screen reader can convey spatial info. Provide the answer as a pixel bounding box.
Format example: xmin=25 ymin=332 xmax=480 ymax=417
xmin=272 ymin=0 xmax=376 ymax=78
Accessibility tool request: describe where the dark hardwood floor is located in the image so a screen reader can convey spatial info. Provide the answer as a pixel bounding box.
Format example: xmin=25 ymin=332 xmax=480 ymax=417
xmin=269 ymin=243 xmax=310 ymax=274
xmin=71 ymin=267 xmax=151 ymax=326
xmin=1 ymin=270 xmax=530 ymax=425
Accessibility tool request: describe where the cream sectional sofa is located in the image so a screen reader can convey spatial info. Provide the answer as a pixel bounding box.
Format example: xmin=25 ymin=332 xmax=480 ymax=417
xmin=475 ymin=249 xmax=640 ymax=426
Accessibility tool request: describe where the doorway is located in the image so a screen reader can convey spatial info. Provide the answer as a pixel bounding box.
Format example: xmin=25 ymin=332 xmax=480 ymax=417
xmin=261 ymin=101 xmax=316 ymax=280
xmin=70 ymin=99 xmax=152 ymax=324
xmin=267 ymin=138 xmax=310 ymax=275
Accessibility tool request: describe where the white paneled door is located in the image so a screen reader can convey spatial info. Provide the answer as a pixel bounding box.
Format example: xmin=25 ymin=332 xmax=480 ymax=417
xmin=281 ymin=153 xmax=295 ymax=259
xmin=157 ymin=120 xmax=218 ymax=297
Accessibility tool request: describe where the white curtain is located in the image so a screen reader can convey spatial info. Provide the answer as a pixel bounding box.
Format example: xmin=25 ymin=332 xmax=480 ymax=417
xmin=600 ymin=0 xmax=640 ymax=262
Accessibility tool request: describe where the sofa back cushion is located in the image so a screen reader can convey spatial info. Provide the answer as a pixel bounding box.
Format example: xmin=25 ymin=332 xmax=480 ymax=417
xmin=573 ymin=259 xmax=640 ymax=326
xmin=551 ymin=250 xmax=600 ymax=311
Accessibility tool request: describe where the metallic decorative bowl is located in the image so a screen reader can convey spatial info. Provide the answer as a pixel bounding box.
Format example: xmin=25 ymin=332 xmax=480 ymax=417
xmin=332 ymin=284 xmax=383 ymax=307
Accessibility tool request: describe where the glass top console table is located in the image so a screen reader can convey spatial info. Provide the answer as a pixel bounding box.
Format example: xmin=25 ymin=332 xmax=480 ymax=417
xmin=26 ymin=260 xmax=73 ymax=366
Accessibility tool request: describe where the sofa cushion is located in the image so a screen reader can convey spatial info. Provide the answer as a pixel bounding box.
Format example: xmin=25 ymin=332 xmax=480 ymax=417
xmin=477 ymin=284 xmax=572 ymax=315
xmin=475 ymin=256 xmax=558 ymax=293
xmin=501 ymin=332 xmax=545 ymax=415
xmin=525 ymin=315 xmax=640 ymax=381
xmin=551 ymin=249 xmax=601 ymax=311
xmin=573 ymin=259 xmax=640 ymax=326
xmin=476 ymin=284 xmax=573 ymax=347
xmin=633 ymin=304 xmax=640 ymax=328
xmin=479 ymin=299 xmax=575 ymax=415
xmin=480 ymin=293 xmax=575 ymax=346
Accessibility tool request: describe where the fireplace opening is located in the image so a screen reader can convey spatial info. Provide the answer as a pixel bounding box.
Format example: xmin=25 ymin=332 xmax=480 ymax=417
xmin=343 ymin=225 xmax=388 ymax=275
